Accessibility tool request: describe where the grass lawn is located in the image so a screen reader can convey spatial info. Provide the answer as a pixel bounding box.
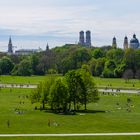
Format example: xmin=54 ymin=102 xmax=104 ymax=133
xmin=0 ymin=75 xmax=61 ymax=84
xmin=0 ymin=75 xmax=140 ymax=90
xmin=1 ymin=136 xmax=140 ymax=140
xmin=94 ymin=77 xmax=140 ymax=89
xmin=0 ymin=88 xmax=140 ymax=140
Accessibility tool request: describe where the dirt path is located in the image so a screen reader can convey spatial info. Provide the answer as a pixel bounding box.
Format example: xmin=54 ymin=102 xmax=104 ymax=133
xmin=0 ymin=133 xmax=140 ymax=137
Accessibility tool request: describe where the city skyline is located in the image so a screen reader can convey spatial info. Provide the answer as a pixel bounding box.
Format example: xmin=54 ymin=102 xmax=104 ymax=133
xmin=0 ymin=0 xmax=140 ymax=51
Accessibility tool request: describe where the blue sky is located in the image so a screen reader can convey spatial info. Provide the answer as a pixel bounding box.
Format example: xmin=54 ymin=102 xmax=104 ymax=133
xmin=0 ymin=0 xmax=140 ymax=51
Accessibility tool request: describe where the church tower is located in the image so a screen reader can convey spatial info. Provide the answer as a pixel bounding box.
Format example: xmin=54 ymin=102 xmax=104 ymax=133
xmin=79 ymin=31 xmax=85 ymax=46
xmin=86 ymin=30 xmax=91 ymax=47
xmin=8 ymin=37 xmax=13 ymax=54
xmin=46 ymin=43 xmax=49 ymax=51
xmin=112 ymin=36 xmax=117 ymax=49
xmin=123 ymin=36 xmax=128 ymax=50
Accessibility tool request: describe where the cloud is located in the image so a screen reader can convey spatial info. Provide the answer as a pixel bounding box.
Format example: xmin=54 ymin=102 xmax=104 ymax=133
xmin=0 ymin=0 xmax=140 ymax=51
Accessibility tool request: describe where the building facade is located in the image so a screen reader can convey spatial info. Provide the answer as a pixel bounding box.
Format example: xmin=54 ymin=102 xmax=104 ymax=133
xmin=8 ymin=37 xmax=13 ymax=54
xmin=123 ymin=36 xmax=128 ymax=50
xmin=129 ymin=34 xmax=140 ymax=49
xmin=78 ymin=30 xmax=92 ymax=47
xmin=112 ymin=36 xmax=117 ymax=48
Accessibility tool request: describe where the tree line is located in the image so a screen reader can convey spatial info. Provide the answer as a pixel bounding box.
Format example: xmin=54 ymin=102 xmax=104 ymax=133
xmin=0 ymin=44 xmax=140 ymax=79
xmin=31 ymin=67 xmax=99 ymax=113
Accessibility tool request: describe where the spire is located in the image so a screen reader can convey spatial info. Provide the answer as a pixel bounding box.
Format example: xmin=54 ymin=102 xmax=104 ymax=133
xmin=123 ymin=36 xmax=128 ymax=50
xmin=112 ymin=36 xmax=117 ymax=49
xmin=133 ymin=34 xmax=136 ymax=38
xmin=8 ymin=36 xmax=13 ymax=54
xmin=46 ymin=43 xmax=49 ymax=51
xmin=9 ymin=36 xmax=12 ymax=44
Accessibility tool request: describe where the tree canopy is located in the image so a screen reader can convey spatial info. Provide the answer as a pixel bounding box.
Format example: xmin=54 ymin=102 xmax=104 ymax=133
xmin=31 ymin=69 xmax=99 ymax=113
xmin=1 ymin=44 xmax=140 ymax=79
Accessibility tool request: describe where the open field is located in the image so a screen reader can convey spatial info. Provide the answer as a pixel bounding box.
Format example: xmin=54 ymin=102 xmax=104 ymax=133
xmin=0 ymin=88 xmax=140 ymax=138
xmin=94 ymin=77 xmax=140 ymax=89
xmin=0 ymin=75 xmax=140 ymax=90
xmin=0 ymin=76 xmax=46 ymax=84
xmin=1 ymin=135 xmax=140 ymax=140
xmin=0 ymin=76 xmax=140 ymax=139
xmin=1 ymin=136 xmax=140 ymax=140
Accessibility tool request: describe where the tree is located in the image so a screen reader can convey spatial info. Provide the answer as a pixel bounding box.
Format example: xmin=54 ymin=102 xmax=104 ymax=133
xmin=88 ymin=58 xmax=97 ymax=76
xmin=60 ymin=57 xmax=75 ymax=75
xmin=92 ymin=48 xmax=104 ymax=59
xmin=79 ymin=68 xmax=99 ymax=110
xmin=123 ymin=69 xmax=134 ymax=82
xmin=135 ymin=50 xmax=140 ymax=70
xmin=135 ymin=69 xmax=140 ymax=80
xmin=31 ymin=54 xmax=39 ymax=75
xmin=0 ymin=56 xmax=14 ymax=75
xmin=106 ymin=48 xmax=124 ymax=64
xmin=40 ymin=76 xmax=55 ymax=109
xmin=95 ymin=58 xmax=105 ymax=76
xmin=70 ymin=48 xmax=92 ymax=69
xmin=31 ymin=76 xmax=55 ymax=109
xmin=49 ymin=78 xmax=69 ymax=112
xmin=65 ymin=69 xmax=99 ymax=111
xmin=114 ymin=63 xmax=126 ymax=78
xmin=124 ymin=48 xmax=136 ymax=71
xmin=102 ymin=60 xmax=116 ymax=78
xmin=65 ymin=70 xmax=84 ymax=111
xmin=12 ymin=59 xmax=32 ymax=76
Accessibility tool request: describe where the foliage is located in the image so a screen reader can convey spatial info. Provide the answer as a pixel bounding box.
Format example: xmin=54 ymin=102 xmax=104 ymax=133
xmin=123 ymin=69 xmax=134 ymax=82
xmin=102 ymin=60 xmax=116 ymax=78
xmin=49 ymin=78 xmax=69 ymax=112
xmin=1 ymin=44 xmax=140 ymax=79
xmin=106 ymin=48 xmax=124 ymax=64
xmin=135 ymin=69 xmax=140 ymax=80
xmin=31 ymin=76 xmax=55 ymax=109
xmin=31 ymin=69 xmax=99 ymax=113
xmin=12 ymin=59 xmax=32 ymax=76
xmin=92 ymin=48 xmax=104 ymax=59
xmin=0 ymin=56 xmax=14 ymax=75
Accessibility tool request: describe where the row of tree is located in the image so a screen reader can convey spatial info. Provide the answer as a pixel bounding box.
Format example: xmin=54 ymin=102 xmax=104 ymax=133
xmin=0 ymin=45 xmax=140 ymax=79
xmin=31 ymin=67 xmax=99 ymax=113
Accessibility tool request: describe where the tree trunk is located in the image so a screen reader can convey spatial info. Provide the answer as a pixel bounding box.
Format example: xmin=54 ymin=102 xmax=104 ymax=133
xmin=42 ymin=100 xmax=45 ymax=109
xmin=84 ymin=95 xmax=87 ymax=110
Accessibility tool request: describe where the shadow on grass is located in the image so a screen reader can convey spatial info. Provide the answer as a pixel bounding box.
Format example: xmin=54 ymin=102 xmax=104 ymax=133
xmin=42 ymin=109 xmax=106 ymax=115
xmin=76 ymin=110 xmax=106 ymax=113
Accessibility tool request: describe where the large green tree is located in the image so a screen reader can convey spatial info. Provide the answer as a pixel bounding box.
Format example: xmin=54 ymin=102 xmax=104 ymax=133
xmin=31 ymin=76 xmax=55 ymax=109
xmin=12 ymin=59 xmax=32 ymax=76
xmin=0 ymin=56 xmax=14 ymax=75
xmin=65 ymin=69 xmax=98 ymax=111
xmin=49 ymin=78 xmax=69 ymax=112
xmin=79 ymin=67 xmax=99 ymax=110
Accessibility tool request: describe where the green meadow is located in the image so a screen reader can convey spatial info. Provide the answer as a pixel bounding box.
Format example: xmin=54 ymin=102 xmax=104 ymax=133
xmin=0 ymin=75 xmax=140 ymax=89
xmin=1 ymin=136 xmax=140 ymax=140
xmin=0 ymin=76 xmax=140 ymax=139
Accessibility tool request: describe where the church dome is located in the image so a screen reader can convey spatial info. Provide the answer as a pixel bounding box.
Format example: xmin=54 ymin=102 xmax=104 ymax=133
xmin=130 ymin=34 xmax=139 ymax=49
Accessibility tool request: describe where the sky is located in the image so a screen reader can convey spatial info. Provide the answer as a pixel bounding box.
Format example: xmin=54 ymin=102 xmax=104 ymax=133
xmin=0 ymin=0 xmax=140 ymax=52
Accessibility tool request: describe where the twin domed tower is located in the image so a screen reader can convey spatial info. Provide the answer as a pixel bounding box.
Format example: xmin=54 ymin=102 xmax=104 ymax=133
xmin=79 ymin=31 xmax=91 ymax=47
xmin=112 ymin=34 xmax=140 ymax=50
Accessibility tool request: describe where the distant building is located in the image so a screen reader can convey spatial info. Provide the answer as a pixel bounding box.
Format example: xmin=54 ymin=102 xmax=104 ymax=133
xmin=123 ymin=36 xmax=128 ymax=50
xmin=78 ymin=30 xmax=92 ymax=47
xmin=79 ymin=31 xmax=85 ymax=46
xmin=15 ymin=49 xmax=40 ymax=55
xmin=112 ymin=36 xmax=117 ymax=48
xmin=85 ymin=31 xmax=91 ymax=47
xmin=130 ymin=34 xmax=140 ymax=49
xmin=46 ymin=43 xmax=49 ymax=51
xmin=8 ymin=37 xmax=13 ymax=54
